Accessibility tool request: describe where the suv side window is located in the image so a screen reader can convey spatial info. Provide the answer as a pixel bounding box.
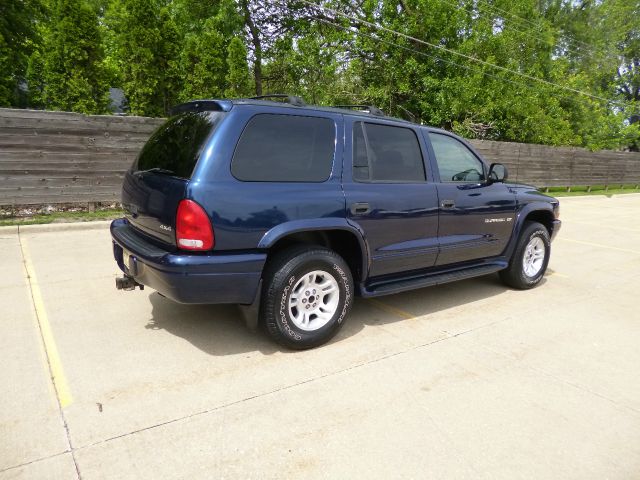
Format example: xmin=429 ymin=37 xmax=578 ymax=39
xmin=353 ymin=122 xmax=426 ymax=182
xmin=232 ymin=114 xmax=335 ymax=182
xmin=429 ymin=133 xmax=485 ymax=183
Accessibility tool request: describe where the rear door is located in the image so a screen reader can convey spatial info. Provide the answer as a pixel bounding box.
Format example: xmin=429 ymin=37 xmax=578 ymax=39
xmin=425 ymin=131 xmax=516 ymax=265
xmin=122 ymin=111 xmax=225 ymax=247
xmin=342 ymin=118 xmax=439 ymax=278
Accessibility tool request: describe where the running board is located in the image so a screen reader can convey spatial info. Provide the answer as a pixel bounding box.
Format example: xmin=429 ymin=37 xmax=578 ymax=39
xmin=362 ymin=262 xmax=508 ymax=297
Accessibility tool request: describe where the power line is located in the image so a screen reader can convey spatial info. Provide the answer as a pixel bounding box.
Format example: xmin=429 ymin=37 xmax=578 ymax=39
xmin=314 ymin=15 xmax=627 ymax=119
xmin=477 ymin=0 xmax=546 ymax=31
xmin=434 ymin=0 xmax=606 ymax=60
xmin=315 ymin=17 xmax=534 ymax=91
xmin=299 ymin=0 xmax=626 ymax=108
xmin=473 ymin=0 xmax=600 ymax=53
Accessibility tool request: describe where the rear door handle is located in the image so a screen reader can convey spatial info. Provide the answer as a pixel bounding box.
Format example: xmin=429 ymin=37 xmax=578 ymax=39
xmin=441 ymin=199 xmax=455 ymax=209
xmin=350 ymin=202 xmax=371 ymax=215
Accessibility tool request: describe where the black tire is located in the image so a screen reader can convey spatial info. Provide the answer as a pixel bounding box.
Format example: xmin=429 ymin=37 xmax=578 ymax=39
xmin=260 ymin=245 xmax=354 ymax=349
xmin=499 ymin=221 xmax=551 ymax=289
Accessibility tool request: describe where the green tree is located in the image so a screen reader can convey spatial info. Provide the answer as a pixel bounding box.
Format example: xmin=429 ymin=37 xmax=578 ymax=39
xmin=239 ymin=0 xmax=308 ymax=96
xmin=330 ymin=0 xmax=638 ymax=149
xmin=5 ymin=0 xmax=640 ymax=150
xmin=172 ymin=0 xmax=223 ymax=36
xmin=0 ymin=31 xmax=13 ymax=105
xmin=26 ymin=47 xmax=45 ymax=108
xmin=157 ymin=8 xmax=181 ymax=113
xmin=177 ymin=18 xmax=228 ymax=101
xmin=225 ymin=37 xmax=252 ymax=97
xmin=604 ymin=0 xmax=640 ymax=149
xmin=0 ymin=0 xmax=42 ymax=107
xmin=39 ymin=0 xmax=109 ymax=113
xmin=106 ymin=0 xmax=179 ymax=116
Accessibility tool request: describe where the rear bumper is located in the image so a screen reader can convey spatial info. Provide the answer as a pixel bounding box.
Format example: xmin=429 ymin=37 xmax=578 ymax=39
xmin=110 ymin=218 xmax=266 ymax=304
xmin=550 ymin=219 xmax=561 ymax=241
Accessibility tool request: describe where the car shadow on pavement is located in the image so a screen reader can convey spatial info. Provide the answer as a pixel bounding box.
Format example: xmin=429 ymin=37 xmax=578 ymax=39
xmin=145 ymin=293 xmax=281 ymax=356
xmin=144 ymin=274 xmax=511 ymax=356
xmin=338 ymin=274 xmax=512 ymax=341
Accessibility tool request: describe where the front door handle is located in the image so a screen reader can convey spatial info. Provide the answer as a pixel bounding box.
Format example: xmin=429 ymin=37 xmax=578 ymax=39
xmin=441 ymin=199 xmax=455 ymax=209
xmin=350 ymin=202 xmax=371 ymax=215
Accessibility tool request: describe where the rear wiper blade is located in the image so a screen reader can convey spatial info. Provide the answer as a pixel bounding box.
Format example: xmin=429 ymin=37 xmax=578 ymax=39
xmin=136 ymin=167 xmax=177 ymax=176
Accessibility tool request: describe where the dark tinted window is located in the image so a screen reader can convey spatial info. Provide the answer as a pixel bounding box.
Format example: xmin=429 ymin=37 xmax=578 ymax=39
xmin=135 ymin=111 xmax=223 ymax=179
xmin=231 ymin=114 xmax=335 ymax=182
xmin=352 ymin=122 xmax=425 ymax=182
xmin=352 ymin=123 xmax=370 ymax=181
xmin=429 ymin=133 xmax=485 ymax=182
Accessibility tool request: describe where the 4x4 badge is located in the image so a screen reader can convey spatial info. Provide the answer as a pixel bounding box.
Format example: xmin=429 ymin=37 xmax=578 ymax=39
xmin=159 ymin=224 xmax=172 ymax=231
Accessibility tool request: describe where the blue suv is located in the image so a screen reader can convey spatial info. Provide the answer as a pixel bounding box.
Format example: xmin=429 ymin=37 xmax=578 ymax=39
xmin=111 ymin=95 xmax=561 ymax=349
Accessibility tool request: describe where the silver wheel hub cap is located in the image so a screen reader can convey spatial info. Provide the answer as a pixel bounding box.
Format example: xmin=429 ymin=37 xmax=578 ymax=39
xmin=522 ymin=237 xmax=546 ymax=278
xmin=288 ymin=270 xmax=340 ymax=331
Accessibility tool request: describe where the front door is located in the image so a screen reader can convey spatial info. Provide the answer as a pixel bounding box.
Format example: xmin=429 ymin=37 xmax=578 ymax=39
xmin=343 ymin=119 xmax=440 ymax=278
xmin=426 ymin=131 xmax=517 ymax=266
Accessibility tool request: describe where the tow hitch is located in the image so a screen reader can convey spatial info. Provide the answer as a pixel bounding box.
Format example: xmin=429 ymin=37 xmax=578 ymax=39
xmin=115 ymin=275 xmax=144 ymax=291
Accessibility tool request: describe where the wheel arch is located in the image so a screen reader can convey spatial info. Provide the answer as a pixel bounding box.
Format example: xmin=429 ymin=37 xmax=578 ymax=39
xmin=522 ymin=209 xmax=555 ymax=236
xmin=258 ymin=219 xmax=369 ymax=284
xmin=503 ymin=203 xmax=556 ymax=259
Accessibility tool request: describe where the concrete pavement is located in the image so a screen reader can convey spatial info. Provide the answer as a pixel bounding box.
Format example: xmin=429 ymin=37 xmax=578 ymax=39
xmin=1 ymin=194 xmax=640 ymax=479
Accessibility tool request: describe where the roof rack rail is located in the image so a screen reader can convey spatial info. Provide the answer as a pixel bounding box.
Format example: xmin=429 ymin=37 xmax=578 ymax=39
xmin=333 ymin=105 xmax=385 ymax=117
xmin=250 ymin=94 xmax=307 ymax=107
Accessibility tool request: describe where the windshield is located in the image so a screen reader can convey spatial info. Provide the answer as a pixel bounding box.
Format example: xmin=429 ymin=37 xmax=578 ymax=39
xmin=134 ymin=111 xmax=225 ymax=179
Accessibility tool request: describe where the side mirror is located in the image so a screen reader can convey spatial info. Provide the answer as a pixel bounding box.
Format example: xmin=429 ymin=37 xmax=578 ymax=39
xmin=488 ymin=163 xmax=508 ymax=183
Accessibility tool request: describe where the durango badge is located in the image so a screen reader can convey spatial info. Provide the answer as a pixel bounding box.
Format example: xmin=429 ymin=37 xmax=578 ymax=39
xmin=485 ymin=217 xmax=513 ymax=223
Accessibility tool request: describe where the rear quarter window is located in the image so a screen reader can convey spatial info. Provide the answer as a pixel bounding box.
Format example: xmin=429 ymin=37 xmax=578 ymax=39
xmin=353 ymin=122 xmax=426 ymax=182
xmin=134 ymin=111 xmax=223 ymax=179
xmin=231 ymin=114 xmax=335 ymax=182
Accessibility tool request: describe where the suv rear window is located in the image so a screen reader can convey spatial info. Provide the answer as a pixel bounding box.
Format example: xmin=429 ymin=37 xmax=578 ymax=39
xmin=134 ymin=111 xmax=224 ymax=179
xmin=231 ymin=114 xmax=335 ymax=182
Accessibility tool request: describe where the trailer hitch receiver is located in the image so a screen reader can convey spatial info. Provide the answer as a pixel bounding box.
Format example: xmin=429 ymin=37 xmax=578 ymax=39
xmin=115 ymin=275 xmax=144 ymax=291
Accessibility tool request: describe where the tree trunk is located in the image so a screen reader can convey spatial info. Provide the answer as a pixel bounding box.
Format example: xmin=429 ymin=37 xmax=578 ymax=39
xmin=253 ymin=47 xmax=263 ymax=96
xmin=242 ymin=1 xmax=263 ymax=96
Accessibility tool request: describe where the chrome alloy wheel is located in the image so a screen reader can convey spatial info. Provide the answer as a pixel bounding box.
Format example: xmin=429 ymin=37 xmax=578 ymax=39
xmin=522 ymin=236 xmax=546 ymax=278
xmin=288 ymin=270 xmax=340 ymax=331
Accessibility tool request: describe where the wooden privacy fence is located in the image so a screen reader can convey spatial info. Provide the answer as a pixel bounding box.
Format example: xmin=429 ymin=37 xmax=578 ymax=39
xmin=0 ymin=109 xmax=163 ymax=206
xmin=1 ymin=108 xmax=639 ymax=206
xmin=470 ymin=140 xmax=640 ymax=189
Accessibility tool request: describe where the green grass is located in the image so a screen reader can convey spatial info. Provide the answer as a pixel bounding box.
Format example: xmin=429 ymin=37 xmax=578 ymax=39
xmin=0 ymin=209 xmax=124 ymax=227
xmin=543 ymin=185 xmax=639 ymax=197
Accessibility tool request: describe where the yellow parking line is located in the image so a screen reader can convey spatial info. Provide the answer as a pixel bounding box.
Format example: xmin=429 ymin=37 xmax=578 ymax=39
xmin=368 ymin=298 xmax=415 ymax=319
xmin=548 ymin=271 xmax=570 ymax=279
xmin=560 ymin=238 xmax=640 ymax=256
xmin=20 ymin=237 xmax=73 ymax=408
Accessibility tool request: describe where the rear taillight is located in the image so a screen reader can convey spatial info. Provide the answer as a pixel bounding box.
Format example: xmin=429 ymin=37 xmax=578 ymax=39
xmin=176 ymin=200 xmax=214 ymax=250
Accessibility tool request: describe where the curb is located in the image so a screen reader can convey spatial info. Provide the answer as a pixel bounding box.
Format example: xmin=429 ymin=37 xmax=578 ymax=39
xmin=0 ymin=220 xmax=111 ymax=235
xmin=557 ymin=192 xmax=640 ymax=200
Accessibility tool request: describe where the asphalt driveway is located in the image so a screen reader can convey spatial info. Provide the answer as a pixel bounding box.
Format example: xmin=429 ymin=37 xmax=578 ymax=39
xmin=1 ymin=194 xmax=640 ymax=479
